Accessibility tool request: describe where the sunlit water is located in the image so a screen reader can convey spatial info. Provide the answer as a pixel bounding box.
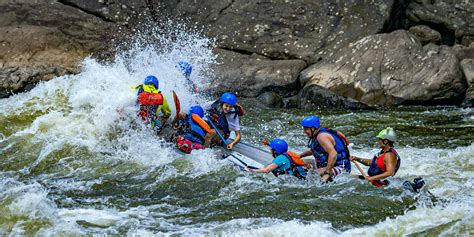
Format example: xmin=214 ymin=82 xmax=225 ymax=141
xmin=0 ymin=28 xmax=473 ymax=236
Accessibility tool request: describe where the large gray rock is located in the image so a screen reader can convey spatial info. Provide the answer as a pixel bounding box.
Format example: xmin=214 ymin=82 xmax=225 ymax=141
xmin=208 ymin=49 xmax=306 ymax=97
xmin=158 ymin=0 xmax=395 ymax=63
xmin=0 ymin=3 xmax=116 ymax=97
xmin=461 ymin=59 xmax=474 ymax=107
xmin=300 ymin=30 xmax=466 ymax=106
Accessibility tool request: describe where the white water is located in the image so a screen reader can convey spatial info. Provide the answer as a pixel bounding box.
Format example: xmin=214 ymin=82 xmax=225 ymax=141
xmin=0 ymin=28 xmax=473 ymax=236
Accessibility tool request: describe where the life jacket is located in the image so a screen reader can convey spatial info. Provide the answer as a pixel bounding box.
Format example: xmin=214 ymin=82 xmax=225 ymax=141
xmin=206 ymin=100 xmax=246 ymax=139
xmin=175 ymin=114 xmax=212 ymax=153
xmin=367 ymin=148 xmax=401 ymax=177
xmin=135 ymin=84 xmax=164 ymax=129
xmin=308 ymin=128 xmax=351 ymax=172
xmin=271 ymin=152 xmax=307 ymax=180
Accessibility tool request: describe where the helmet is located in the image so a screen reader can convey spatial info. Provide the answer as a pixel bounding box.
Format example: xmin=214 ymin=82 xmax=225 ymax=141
xmin=143 ymin=75 xmax=159 ymax=89
xmin=269 ymin=139 xmax=289 ymax=154
xmin=220 ymin=92 xmax=237 ymax=106
xmin=189 ymin=105 xmax=204 ymax=118
xmin=177 ymin=61 xmax=192 ymax=77
xmin=301 ymin=115 xmax=320 ymax=128
xmin=376 ymin=127 xmax=397 ymax=142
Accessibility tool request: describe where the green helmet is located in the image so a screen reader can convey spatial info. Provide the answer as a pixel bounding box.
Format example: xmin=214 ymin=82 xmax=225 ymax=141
xmin=376 ymin=127 xmax=396 ymax=142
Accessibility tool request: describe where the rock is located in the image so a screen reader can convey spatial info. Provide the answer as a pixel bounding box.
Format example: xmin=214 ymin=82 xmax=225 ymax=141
xmin=452 ymin=44 xmax=474 ymax=61
xmin=408 ymin=25 xmax=441 ymax=45
xmin=406 ymin=1 xmax=474 ymax=45
xmin=461 ymin=59 xmax=474 ymax=107
xmin=257 ymin=91 xmax=283 ymax=108
xmin=0 ymin=3 xmax=116 ymax=97
xmin=208 ymin=49 xmax=306 ymax=97
xmin=300 ymin=30 xmax=466 ymax=106
xmin=159 ymin=0 xmax=395 ymax=63
xmin=283 ymin=85 xmax=370 ymax=110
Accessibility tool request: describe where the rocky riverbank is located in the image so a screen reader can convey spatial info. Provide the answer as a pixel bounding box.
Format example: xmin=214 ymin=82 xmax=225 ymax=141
xmin=1 ymin=0 xmax=473 ymax=108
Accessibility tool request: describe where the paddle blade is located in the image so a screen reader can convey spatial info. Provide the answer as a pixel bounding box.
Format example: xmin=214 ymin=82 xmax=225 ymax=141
xmin=173 ymin=90 xmax=181 ymax=116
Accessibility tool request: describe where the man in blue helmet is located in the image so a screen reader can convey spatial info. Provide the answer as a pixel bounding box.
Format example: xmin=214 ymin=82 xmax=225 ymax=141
xmin=174 ymin=105 xmax=212 ymax=153
xmin=176 ymin=61 xmax=198 ymax=93
xmin=134 ymin=75 xmax=171 ymax=132
xmin=204 ymin=92 xmax=246 ymax=150
xmin=300 ymin=115 xmax=351 ymax=182
xmin=248 ymin=139 xmax=306 ymax=179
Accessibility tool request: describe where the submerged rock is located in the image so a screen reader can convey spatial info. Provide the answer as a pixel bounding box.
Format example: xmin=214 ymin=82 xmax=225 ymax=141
xmin=283 ymin=85 xmax=370 ymax=110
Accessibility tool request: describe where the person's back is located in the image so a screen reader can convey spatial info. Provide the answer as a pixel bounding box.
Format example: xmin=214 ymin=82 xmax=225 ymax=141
xmin=135 ymin=75 xmax=171 ymax=131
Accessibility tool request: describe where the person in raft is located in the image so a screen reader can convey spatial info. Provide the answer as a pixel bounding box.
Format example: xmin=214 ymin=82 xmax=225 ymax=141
xmin=174 ymin=105 xmax=212 ymax=154
xmin=299 ymin=115 xmax=351 ymax=182
xmin=176 ymin=61 xmax=199 ymax=93
xmin=204 ymin=92 xmax=245 ymax=150
xmin=349 ymin=127 xmax=401 ymax=187
xmin=134 ymin=75 xmax=171 ymax=132
xmin=247 ymin=139 xmax=306 ymax=179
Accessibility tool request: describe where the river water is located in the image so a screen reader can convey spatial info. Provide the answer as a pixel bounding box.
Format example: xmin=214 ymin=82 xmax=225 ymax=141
xmin=0 ymin=30 xmax=473 ymax=236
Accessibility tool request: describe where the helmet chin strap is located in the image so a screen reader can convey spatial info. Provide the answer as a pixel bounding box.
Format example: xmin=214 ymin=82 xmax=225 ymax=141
xmin=310 ymin=127 xmax=318 ymax=138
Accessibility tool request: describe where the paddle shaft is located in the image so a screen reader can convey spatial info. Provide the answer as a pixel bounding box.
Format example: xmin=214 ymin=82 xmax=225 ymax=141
xmin=206 ymin=116 xmax=228 ymax=146
xmin=351 ymin=160 xmax=371 ymax=181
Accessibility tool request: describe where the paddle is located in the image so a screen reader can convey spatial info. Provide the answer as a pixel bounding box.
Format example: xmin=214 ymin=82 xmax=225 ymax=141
xmin=206 ymin=116 xmax=228 ymax=146
xmin=351 ymin=160 xmax=373 ymax=184
xmin=172 ymin=90 xmax=180 ymax=118
xmin=230 ymin=155 xmax=259 ymax=170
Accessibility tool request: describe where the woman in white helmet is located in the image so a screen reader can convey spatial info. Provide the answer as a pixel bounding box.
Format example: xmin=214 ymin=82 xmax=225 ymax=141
xmin=349 ymin=127 xmax=401 ymax=187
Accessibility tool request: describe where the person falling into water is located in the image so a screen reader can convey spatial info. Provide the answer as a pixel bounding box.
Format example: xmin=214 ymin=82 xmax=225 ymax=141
xmin=134 ymin=75 xmax=172 ymax=132
xmin=349 ymin=127 xmax=401 ymax=187
xmin=299 ymin=115 xmax=351 ymax=182
xmin=176 ymin=61 xmax=199 ymax=94
xmin=204 ymin=92 xmax=245 ymax=150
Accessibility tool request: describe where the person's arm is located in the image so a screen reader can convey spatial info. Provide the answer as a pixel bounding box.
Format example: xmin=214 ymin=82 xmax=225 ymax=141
xmin=227 ymin=130 xmax=241 ymax=150
xmin=367 ymin=153 xmax=397 ymax=182
xmin=251 ymin=163 xmax=278 ymax=173
xmin=299 ymin=150 xmax=313 ymax=158
xmin=350 ymin=155 xmax=372 ymax=166
xmin=318 ymin=133 xmax=337 ymax=177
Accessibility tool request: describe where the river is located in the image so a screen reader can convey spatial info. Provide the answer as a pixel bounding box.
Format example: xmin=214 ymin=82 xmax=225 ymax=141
xmin=0 ymin=32 xmax=473 ymax=236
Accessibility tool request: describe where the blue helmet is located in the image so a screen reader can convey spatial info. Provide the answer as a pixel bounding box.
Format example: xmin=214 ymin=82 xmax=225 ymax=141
xmin=189 ymin=105 xmax=204 ymax=118
xmin=177 ymin=61 xmax=192 ymax=77
xmin=269 ymin=139 xmax=289 ymax=154
xmin=301 ymin=115 xmax=320 ymax=128
xmin=220 ymin=92 xmax=237 ymax=106
xmin=144 ymin=75 xmax=159 ymax=89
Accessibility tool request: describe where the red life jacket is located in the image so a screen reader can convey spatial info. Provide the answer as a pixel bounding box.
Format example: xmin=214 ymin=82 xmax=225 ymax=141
xmin=367 ymin=148 xmax=401 ymax=187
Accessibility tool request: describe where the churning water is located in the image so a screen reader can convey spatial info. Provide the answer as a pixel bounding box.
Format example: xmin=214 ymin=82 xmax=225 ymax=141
xmin=0 ymin=27 xmax=473 ymax=236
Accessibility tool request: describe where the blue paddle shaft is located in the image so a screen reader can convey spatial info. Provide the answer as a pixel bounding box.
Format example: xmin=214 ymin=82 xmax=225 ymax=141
xmin=206 ymin=116 xmax=228 ymax=145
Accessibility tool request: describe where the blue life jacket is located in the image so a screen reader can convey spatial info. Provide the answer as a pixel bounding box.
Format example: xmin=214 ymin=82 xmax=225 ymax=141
xmin=206 ymin=101 xmax=231 ymax=138
xmin=272 ymin=153 xmax=307 ymax=180
xmin=367 ymin=148 xmax=401 ymax=177
xmin=308 ymin=128 xmax=351 ymax=172
xmin=181 ymin=115 xmax=206 ymax=144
